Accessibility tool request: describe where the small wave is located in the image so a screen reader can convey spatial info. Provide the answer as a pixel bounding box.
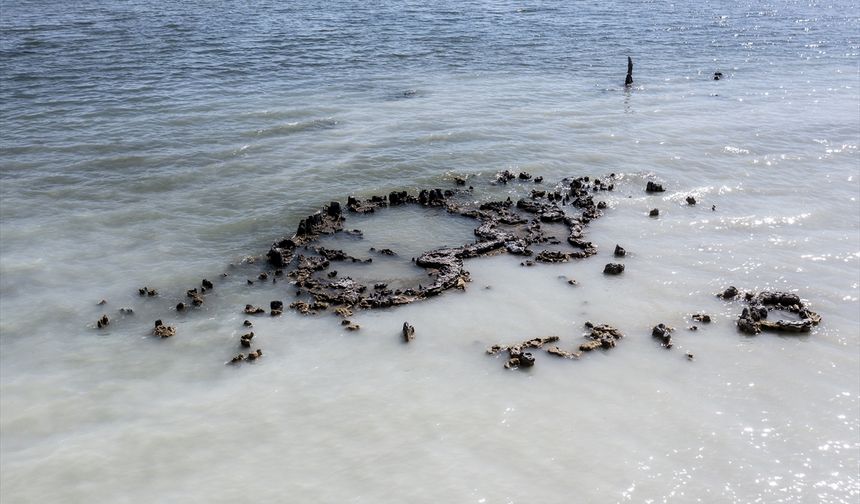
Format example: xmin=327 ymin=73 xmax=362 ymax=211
xmin=724 ymin=146 xmax=750 ymax=154
xmin=245 ymin=118 xmax=338 ymax=138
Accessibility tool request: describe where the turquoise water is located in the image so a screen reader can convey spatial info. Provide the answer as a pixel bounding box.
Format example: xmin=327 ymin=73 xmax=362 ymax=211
xmin=1 ymin=1 xmax=859 ymax=503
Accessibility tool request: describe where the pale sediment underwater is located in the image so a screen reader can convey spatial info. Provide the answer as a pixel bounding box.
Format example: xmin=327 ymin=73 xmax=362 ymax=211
xmin=1 ymin=0 xmax=859 ymax=502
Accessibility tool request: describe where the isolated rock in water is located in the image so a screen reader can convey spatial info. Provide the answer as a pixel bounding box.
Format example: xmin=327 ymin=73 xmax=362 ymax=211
xmin=692 ymin=313 xmax=711 ymax=323
xmin=243 ymin=319 xmax=253 ymax=327
xmin=118 ymin=307 xmax=134 ymax=315
xmin=202 ymin=279 xmax=214 ymax=290
xmin=96 ymin=314 xmax=110 ymax=329
xmin=614 ymin=244 xmax=626 ymax=257
xmin=518 ymin=172 xmax=532 ymax=180
xmin=346 ymin=323 xmax=360 ymax=331
xmin=649 ymin=208 xmax=659 ymax=217
xmin=718 ymin=286 xmax=739 ymax=299
xmin=176 ymin=302 xmax=186 ymax=311
xmin=603 ymin=263 xmax=625 ymax=275
xmin=228 ymin=353 xmax=246 ymax=365
xmin=402 ymin=322 xmax=415 ymax=342
xmin=646 ymin=181 xmax=665 ymax=193
xmin=652 ymin=323 xmax=674 ymax=348
xmin=686 ymin=196 xmax=697 ymax=205
xmin=244 ymin=304 xmax=265 ymax=315
xmin=153 ymin=320 xmax=176 ymax=338
xmin=97 ymin=299 xmax=107 ymax=305
xmin=270 ymin=300 xmax=284 ymax=316
xmin=240 ymin=332 xmax=254 ymax=348
xmin=247 ymin=349 xmax=263 ymax=361
xmin=713 ymin=72 xmax=723 ymax=80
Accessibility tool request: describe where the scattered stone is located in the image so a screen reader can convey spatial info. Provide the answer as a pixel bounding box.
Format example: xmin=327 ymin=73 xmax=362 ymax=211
xmin=711 ymin=205 xmax=716 ymax=211
xmin=247 ymin=280 xmax=254 ymax=285
xmin=118 ymin=307 xmax=134 ymax=315
xmin=688 ymin=325 xmax=698 ymax=331
xmin=176 ymin=302 xmax=186 ymax=311
xmin=270 ymin=300 xmax=284 ymax=316
xmin=534 ymin=176 xmax=543 ymax=183
xmin=692 ymin=313 xmax=711 ymax=323
xmin=96 ymin=314 xmax=110 ymax=329
xmin=228 ymin=353 xmax=245 ymax=364
xmin=518 ymin=172 xmax=532 ymax=180
xmin=454 ymin=176 xmax=466 ymax=186
xmin=202 ymin=279 xmax=214 ymax=290
xmin=377 ymin=248 xmax=396 ymax=256
xmin=686 ymin=196 xmax=697 ymax=205
xmin=646 ymin=181 xmax=665 ymax=193
xmin=153 ymin=320 xmax=176 ymax=338
xmin=341 ymin=319 xmax=351 ymax=326
xmin=346 ymin=323 xmax=360 ymax=331
xmin=652 ymin=323 xmax=674 ymax=348
xmin=327 ymin=271 xmax=338 ymax=278
xmin=649 ymin=208 xmax=660 ymax=217
xmin=243 ymin=320 xmax=253 ymax=327
xmin=190 ymin=293 xmax=204 ymax=307
xmin=718 ymin=286 xmax=739 ymax=299
xmin=334 ymin=307 xmax=353 ymax=318
xmin=240 ymin=332 xmax=254 ymax=348
xmin=603 ymin=263 xmax=625 ymax=275
xmin=614 ymin=244 xmax=626 ymax=257
xmin=244 ymin=304 xmax=265 ymax=315
xmin=686 ymin=352 xmax=695 ymax=360
xmin=139 ymin=287 xmax=158 ymax=297
xmin=247 ymin=349 xmax=263 ymax=361
xmin=97 ymin=299 xmax=107 ymax=306
xmin=713 ymin=72 xmax=723 ymax=80
xmin=402 ymin=322 xmax=415 ymax=342
xmin=258 ymin=272 xmax=268 ymax=281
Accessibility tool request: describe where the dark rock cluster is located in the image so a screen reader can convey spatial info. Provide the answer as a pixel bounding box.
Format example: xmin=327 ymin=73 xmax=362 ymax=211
xmin=261 ymin=174 xmax=612 ymax=318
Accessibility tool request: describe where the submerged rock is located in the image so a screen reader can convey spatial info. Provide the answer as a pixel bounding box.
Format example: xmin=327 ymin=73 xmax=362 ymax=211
xmin=603 ymin=263 xmax=625 ymax=275
xmin=652 ymin=323 xmax=674 ymax=348
xmin=580 ymin=324 xmax=623 ymax=352
xmin=718 ymin=286 xmax=739 ymax=299
xmin=153 ymin=320 xmax=176 ymax=338
xmin=692 ymin=313 xmax=711 ymax=323
xmin=646 ymin=181 xmax=665 ymax=193
xmin=244 ymin=304 xmax=265 ymax=315
xmin=402 ymin=322 xmax=415 ymax=342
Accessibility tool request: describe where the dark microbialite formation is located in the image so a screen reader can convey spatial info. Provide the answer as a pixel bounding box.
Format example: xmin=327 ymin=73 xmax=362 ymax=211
xmin=112 ymin=172 xmax=823 ymax=370
xmin=723 ymin=289 xmax=822 ymax=335
xmin=264 ymin=173 xmax=612 ymax=316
